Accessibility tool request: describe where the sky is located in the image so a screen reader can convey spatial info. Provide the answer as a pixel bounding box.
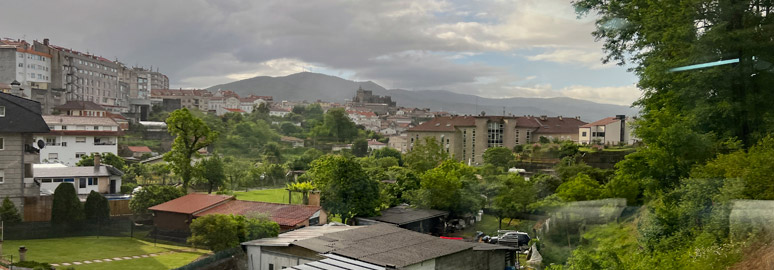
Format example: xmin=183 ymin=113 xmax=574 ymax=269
xmin=0 ymin=0 xmax=641 ymax=106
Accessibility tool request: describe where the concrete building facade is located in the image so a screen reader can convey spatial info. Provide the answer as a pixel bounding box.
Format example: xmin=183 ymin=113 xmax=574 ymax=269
xmin=0 ymin=92 xmax=50 ymax=215
xmin=37 ymin=115 xmax=121 ymax=166
xmin=408 ymin=115 xmax=587 ymax=165
xmin=578 ymin=115 xmax=638 ymax=145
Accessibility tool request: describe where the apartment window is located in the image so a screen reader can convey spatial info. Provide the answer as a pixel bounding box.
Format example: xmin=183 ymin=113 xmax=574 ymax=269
xmin=61 ymin=125 xmax=67 ymax=130
xmin=0 ymin=106 xmax=5 ymax=117
xmin=515 ymin=129 xmax=520 ymax=144
xmin=48 ymin=153 xmax=58 ymax=160
xmin=18 ymin=63 xmax=23 ymax=67
xmin=25 ymin=163 xmax=32 ymax=178
xmin=487 ymin=121 xmax=504 ymax=148
xmin=269 ymin=264 xmax=274 ymax=270
xmin=582 ymin=131 xmax=588 ymax=137
xmin=76 ymin=137 xmax=86 ymax=143
xmin=46 ymin=137 xmax=57 ymax=145
xmin=0 ymin=137 xmax=4 ymax=150
xmin=94 ymin=126 xmax=99 ymax=130
xmin=0 ymin=170 xmax=4 ymax=183
xmin=88 ymin=178 xmax=98 ymax=186
xmin=79 ymin=178 xmax=87 ymax=188
xmin=76 ymin=152 xmax=86 ymax=159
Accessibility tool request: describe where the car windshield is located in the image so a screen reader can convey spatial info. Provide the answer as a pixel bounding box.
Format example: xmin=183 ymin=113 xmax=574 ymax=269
xmin=1 ymin=1 xmax=772 ymax=270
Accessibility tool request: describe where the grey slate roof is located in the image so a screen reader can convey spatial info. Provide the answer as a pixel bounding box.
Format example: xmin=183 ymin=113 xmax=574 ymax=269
xmin=293 ymin=224 xmax=480 ymax=268
xmin=364 ymin=205 xmax=448 ymax=225
xmin=0 ymin=92 xmax=50 ymax=133
xmin=34 ymin=165 xmax=124 ymax=178
xmin=54 ymin=100 xmax=105 ymax=111
xmin=290 ymin=254 xmax=385 ymax=270
xmin=242 ymin=224 xmax=362 ymax=247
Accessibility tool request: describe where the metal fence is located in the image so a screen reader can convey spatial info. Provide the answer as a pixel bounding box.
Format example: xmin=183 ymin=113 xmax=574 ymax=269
xmin=172 ymin=247 xmax=244 ymax=270
xmin=2 ymin=217 xmax=154 ymax=241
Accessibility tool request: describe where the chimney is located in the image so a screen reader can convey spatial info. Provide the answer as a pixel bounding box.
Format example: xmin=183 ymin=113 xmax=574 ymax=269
xmin=307 ymin=191 xmax=321 ymax=207
xmin=558 ymin=115 xmax=563 ymax=121
xmin=93 ymin=153 xmax=102 ymax=169
xmin=43 ymin=38 xmax=49 ymax=46
xmin=10 ymin=80 xmax=22 ymax=96
xmin=540 ymin=115 xmax=547 ymax=121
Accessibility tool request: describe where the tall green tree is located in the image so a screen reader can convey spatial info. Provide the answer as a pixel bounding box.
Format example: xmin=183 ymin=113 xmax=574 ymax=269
xmin=404 ymin=137 xmax=449 ymax=172
xmin=352 ymin=138 xmax=369 ymax=157
xmin=164 ymin=108 xmax=219 ymax=190
xmin=556 ymin=173 xmax=603 ymax=202
xmin=195 ymin=155 xmax=226 ymax=194
xmin=307 ymin=155 xmax=380 ymax=224
xmin=493 ymin=174 xmax=537 ymax=228
xmin=51 ymin=183 xmax=84 ymax=225
xmin=76 ymin=152 xmax=126 ymax=171
xmin=482 ymin=147 xmax=515 ymax=169
xmin=409 ymin=160 xmax=483 ymax=217
xmin=311 ymin=108 xmax=358 ymax=142
xmin=0 ymin=197 xmax=22 ymax=224
xmin=372 ymin=147 xmax=403 ymax=165
xmin=83 ymin=191 xmax=110 ymax=223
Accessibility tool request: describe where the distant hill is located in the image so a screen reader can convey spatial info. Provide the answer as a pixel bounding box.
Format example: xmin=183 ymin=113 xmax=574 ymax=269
xmin=207 ymin=72 xmax=639 ymax=121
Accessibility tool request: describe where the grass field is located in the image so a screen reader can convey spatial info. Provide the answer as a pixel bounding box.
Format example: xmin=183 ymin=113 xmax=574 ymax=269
xmin=234 ymin=188 xmax=303 ymax=204
xmin=4 ymin=236 xmax=205 ymax=267
xmin=73 ymin=250 xmax=207 ymax=270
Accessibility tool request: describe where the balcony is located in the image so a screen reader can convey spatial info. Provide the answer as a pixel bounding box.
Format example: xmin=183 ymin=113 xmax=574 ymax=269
xmin=94 ymin=141 xmax=117 ymax=146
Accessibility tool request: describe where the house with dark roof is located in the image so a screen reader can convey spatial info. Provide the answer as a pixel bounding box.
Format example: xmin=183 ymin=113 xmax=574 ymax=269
xmin=242 ymin=223 xmax=515 ymax=270
xmin=578 ymin=115 xmax=638 ymax=145
xmin=0 ymin=92 xmax=50 ymax=215
xmin=149 ymin=194 xmax=326 ymax=232
xmin=356 ymin=205 xmax=448 ymax=235
xmin=407 ymin=115 xmax=587 ymax=165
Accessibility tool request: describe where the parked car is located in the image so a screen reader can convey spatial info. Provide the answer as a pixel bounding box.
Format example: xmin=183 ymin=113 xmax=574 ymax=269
xmin=490 ymin=230 xmax=531 ymax=249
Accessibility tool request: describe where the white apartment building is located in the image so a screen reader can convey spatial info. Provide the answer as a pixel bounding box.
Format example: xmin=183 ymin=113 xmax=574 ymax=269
xmin=37 ymin=115 xmax=121 ymax=166
xmin=0 ymin=39 xmax=52 ymax=96
xmin=578 ymin=115 xmax=638 ymax=145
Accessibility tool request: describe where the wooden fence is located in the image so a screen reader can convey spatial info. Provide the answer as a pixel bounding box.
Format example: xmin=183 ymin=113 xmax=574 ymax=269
xmin=23 ymin=196 xmax=133 ymax=222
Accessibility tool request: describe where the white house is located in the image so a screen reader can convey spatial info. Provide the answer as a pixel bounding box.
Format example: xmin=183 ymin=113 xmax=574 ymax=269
xmin=37 ymin=115 xmax=121 ymax=166
xmin=367 ymin=139 xmax=386 ymax=151
xmin=33 ymin=157 xmax=123 ymax=195
xmin=578 ymin=115 xmax=638 ymax=145
xmin=269 ymin=107 xmax=291 ymax=117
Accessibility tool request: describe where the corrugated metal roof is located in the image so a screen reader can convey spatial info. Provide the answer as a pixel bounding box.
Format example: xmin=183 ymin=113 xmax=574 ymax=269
xmin=290 ymin=254 xmax=385 ymax=270
xmin=363 ymin=205 xmax=447 ymax=225
xmin=293 ymin=224 xmax=478 ymax=268
xmin=242 ymin=224 xmax=361 ymax=247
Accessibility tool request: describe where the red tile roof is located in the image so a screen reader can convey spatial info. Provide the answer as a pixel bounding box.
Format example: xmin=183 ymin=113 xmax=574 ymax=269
xmin=128 ymin=146 xmax=152 ymax=153
xmin=148 ymin=194 xmax=234 ymax=214
xmin=194 ymin=200 xmax=322 ymax=227
xmin=368 ymin=139 xmax=385 ymax=145
xmin=224 ymin=108 xmax=246 ymax=113
xmin=534 ymin=117 xmax=588 ymax=134
xmin=580 ymin=117 xmax=620 ymax=128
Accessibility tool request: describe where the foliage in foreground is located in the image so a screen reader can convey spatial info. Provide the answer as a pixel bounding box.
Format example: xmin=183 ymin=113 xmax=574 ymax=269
xmin=129 ymin=185 xmax=185 ymax=218
xmin=0 ymin=197 xmax=22 ymax=224
xmin=188 ymin=214 xmax=279 ymax=251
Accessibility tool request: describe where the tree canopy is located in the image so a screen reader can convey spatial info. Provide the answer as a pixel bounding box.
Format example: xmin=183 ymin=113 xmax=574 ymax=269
xmin=307 ymin=155 xmax=380 ymax=224
xmin=405 ymin=137 xmax=449 ymax=172
xmin=164 ymin=108 xmax=219 ymax=190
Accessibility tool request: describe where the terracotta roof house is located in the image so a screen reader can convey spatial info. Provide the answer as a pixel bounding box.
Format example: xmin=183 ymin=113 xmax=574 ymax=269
xmin=149 ymin=194 xmax=326 ymax=232
xmin=127 ymin=146 xmax=153 ymax=158
xmin=242 ymin=223 xmax=515 ymax=270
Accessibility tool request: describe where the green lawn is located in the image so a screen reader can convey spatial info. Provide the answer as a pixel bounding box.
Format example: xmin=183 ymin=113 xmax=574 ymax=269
xmin=234 ymin=188 xmax=303 ymax=204
xmin=4 ymin=236 xmax=199 ymax=264
xmin=73 ymin=250 xmax=207 ymax=270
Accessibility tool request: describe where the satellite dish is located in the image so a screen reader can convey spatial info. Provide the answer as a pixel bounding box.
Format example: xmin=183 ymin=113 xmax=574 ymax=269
xmin=37 ymin=139 xmax=46 ymax=149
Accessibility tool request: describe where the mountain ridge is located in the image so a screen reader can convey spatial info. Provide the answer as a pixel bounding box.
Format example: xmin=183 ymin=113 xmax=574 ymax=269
xmin=207 ymin=72 xmax=639 ymax=121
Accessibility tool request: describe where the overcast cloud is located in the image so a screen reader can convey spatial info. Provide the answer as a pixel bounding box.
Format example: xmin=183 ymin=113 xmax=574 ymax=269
xmin=0 ymin=0 xmax=640 ymax=106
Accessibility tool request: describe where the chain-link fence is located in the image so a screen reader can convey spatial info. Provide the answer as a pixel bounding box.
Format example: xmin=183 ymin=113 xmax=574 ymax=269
xmin=173 ymin=247 xmax=245 ymax=270
xmin=2 ymin=217 xmax=154 ymax=241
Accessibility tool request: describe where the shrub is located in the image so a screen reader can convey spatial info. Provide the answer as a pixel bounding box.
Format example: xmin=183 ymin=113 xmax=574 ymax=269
xmin=84 ymin=191 xmax=110 ymax=222
xmin=121 ymin=182 xmax=138 ymax=194
xmin=51 ymin=183 xmax=84 ymax=225
xmin=188 ymin=214 xmax=279 ymax=251
xmin=129 ymin=185 xmax=185 ymax=218
xmin=0 ymin=197 xmax=22 ymax=224
xmin=11 ymin=260 xmax=53 ymax=269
